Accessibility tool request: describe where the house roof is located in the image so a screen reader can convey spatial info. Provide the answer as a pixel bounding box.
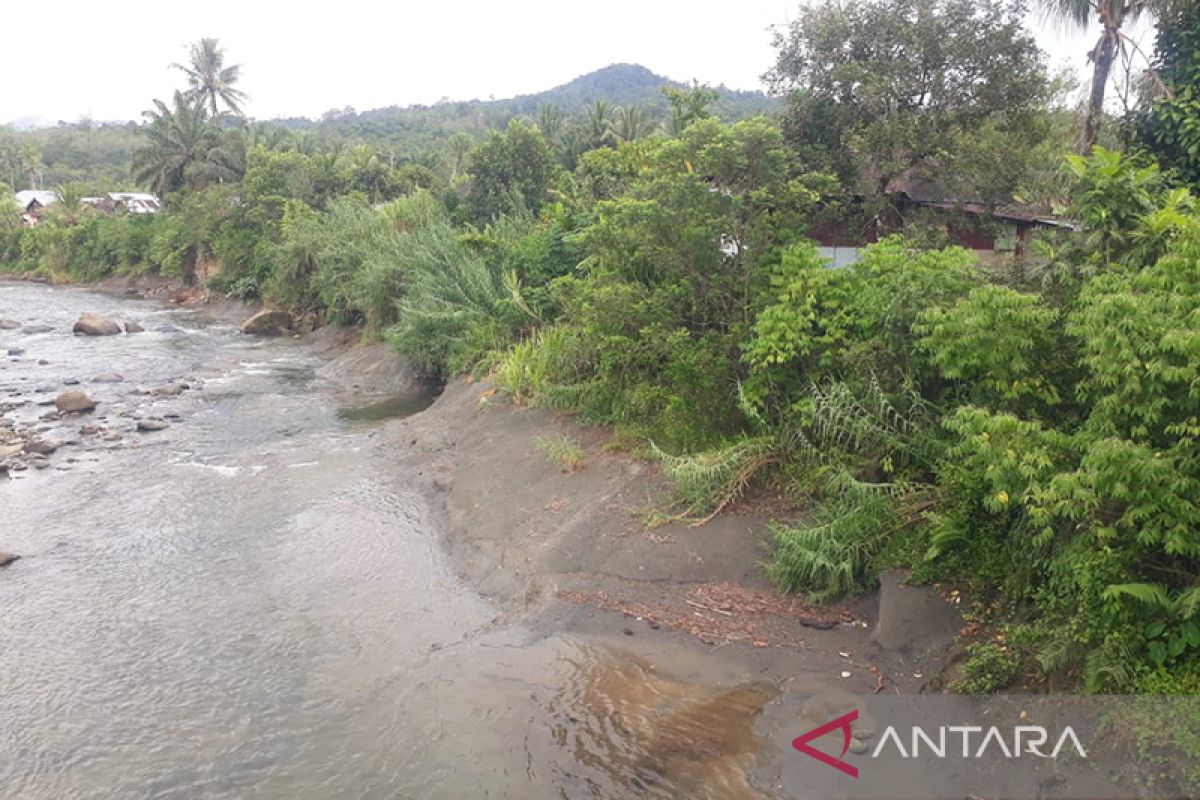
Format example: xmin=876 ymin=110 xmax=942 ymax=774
xmin=912 ymin=200 xmax=1075 ymax=229
xmin=14 ymin=190 xmax=59 ymax=209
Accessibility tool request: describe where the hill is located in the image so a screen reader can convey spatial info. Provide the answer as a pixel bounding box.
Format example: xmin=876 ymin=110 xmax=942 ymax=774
xmin=271 ymin=64 xmax=778 ymax=151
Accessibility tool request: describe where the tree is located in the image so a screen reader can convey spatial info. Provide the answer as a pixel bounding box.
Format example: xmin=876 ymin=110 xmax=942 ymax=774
xmin=465 ymin=120 xmax=557 ymax=222
xmin=1038 ymin=1 xmax=1156 ymax=152
xmin=446 ymin=132 xmax=473 ymax=179
xmin=1136 ymin=0 xmax=1200 ymax=187
xmin=607 ymin=105 xmax=655 ymax=143
xmin=172 ymin=38 xmax=248 ymax=116
xmin=132 ymin=92 xmax=239 ymax=196
xmin=663 ymin=82 xmax=719 ymax=135
xmin=767 ymin=0 xmax=1052 ymax=204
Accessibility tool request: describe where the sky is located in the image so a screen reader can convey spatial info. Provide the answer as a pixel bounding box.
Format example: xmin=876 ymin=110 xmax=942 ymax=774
xmin=2 ymin=0 xmax=1155 ymax=125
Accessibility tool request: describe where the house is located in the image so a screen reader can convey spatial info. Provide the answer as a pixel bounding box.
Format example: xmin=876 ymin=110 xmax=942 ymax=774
xmin=807 ymin=169 xmax=1074 ymax=267
xmin=13 ymin=190 xmax=59 ymax=226
xmin=106 ymin=192 xmax=161 ymax=214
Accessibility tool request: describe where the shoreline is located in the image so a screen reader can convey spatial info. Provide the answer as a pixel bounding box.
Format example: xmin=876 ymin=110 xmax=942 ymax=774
xmin=383 ymin=376 xmax=967 ymax=793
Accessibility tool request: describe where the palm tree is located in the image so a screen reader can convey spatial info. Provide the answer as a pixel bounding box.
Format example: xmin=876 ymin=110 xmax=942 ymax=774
xmin=446 ymin=132 xmax=473 ymax=179
xmin=585 ymin=99 xmax=614 ymax=148
xmin=132 ymin=92 xmax=239 ymax=196
xmin=172 ymin=38 xmax=248 ymax=117
xmin=1041 ymin=1 xmax=1157 ymax=151
xmin=535 ymin=104 xmax=565 ymax=142
xmin=607 ymin=105 xmax=655 ymax=144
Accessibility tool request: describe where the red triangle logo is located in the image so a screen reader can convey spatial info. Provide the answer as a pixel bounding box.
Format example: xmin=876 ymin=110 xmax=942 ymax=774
xmin=792 ymin=709 xmax=860 ymax=778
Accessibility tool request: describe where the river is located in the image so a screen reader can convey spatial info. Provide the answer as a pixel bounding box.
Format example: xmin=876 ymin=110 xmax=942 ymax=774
xmin=0 ymin=282 xmax=775 ymax=800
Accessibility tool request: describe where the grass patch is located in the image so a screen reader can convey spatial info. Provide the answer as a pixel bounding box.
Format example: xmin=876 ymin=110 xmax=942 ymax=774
xmin=534 ymin=434 xmax=586 ymax=472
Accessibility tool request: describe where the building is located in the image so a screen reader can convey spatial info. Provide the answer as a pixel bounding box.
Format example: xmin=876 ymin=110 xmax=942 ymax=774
xmin=13 ymin=190 xmax=59 ymax=226
xmin=807 ymin=169 xmax=1074 ymax=267
xmin=106 ymin=192 xmax=161 ymax=214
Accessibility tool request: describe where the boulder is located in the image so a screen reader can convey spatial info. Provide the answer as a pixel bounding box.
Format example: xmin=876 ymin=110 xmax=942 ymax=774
xmin=23 ymin=438 xmax=60 ymax=455
xmin=136 ymin=418 xmax=169 ymax=432
xmin=55 ymin=390 xmax=96 ymax=414
xmin=151 ymin=384 xmax=185 ymax=397
xmin=0 ymin=319 xmax=20 ymax=330
xmin=73 ymin=312 xmax=121 ymax=336
xmin=240 ymin=309 xmax=293 ymax=336
xmin=0 ymin=552 xmax=19 ymax=567
xmin=124 ymin=321 xmax=145 ymax=334
xmin=92 ymin=373 xmax=124 ymax=384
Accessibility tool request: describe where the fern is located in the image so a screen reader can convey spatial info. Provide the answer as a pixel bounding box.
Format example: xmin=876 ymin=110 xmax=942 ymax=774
xmin=655 ymin=436 xmax=781 ymax=524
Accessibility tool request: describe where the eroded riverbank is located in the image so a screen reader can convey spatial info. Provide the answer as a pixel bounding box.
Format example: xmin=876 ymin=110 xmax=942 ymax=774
xmin=1 ymin=281 xmax=963 ymax=799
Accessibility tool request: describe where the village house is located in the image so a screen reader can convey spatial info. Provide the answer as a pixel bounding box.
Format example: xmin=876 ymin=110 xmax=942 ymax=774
xmin=10 ymin=190 xmax=162 ymax=227
xmin=14 ymin=190 xmax=59 ymax=226
xmin=807 ymin=170 xmax=1074 ymax=267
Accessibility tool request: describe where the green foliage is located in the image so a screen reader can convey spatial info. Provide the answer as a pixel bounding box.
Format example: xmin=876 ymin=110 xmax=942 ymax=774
xmin=951 ymin=642 xmax=1019 ymax=694
xmin=534 ymin=434 xmax=586 ymax=472
xmin=1135 ymin=0 xmax=1200 ymax=188
xmin=466 ymin=120 xmax=558 ymax=223
xmin=768 ymin=0 xmax=1053 ymax=203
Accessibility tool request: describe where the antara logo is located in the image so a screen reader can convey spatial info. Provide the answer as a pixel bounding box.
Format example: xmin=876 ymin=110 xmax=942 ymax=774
xmin=792 ymin=709 xmax=860 ymax=778
xmin=793 ymin=709 xmax=1088 ymax=779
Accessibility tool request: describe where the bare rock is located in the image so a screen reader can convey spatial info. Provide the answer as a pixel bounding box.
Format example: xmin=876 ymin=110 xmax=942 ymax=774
xmin=23 ymin=438 xmax=59 ymax=455
xmin=73 ymin=313 xmax=121 ymax=336
xmin=0 ymin=320 xmax=19 ymax=330
xmin=151 ymin=384 xmax=185 ymax=397
xmin=92 ymin=373 xmax=124 ymax=384
xmin=124 ymin=321 xmax=145 ymax=334
xmin=136 ymin=418 xmax=169 ymax=432
xmin=22 ymin=325 xmax=54 ymax=334
xmin=55 ymin=390 xmax=96 ymax=414
xmin=240 ymin=309 xmax=293 ymax=337
xmin=0 ymin=552 xmax=19 ymax=567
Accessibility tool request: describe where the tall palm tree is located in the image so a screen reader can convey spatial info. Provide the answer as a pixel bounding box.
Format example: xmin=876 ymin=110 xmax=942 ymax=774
xmin=132 ymin=92 xmax=239 ymax=196
xmin=1041 ymin=1 xmax=1155 ymax=151
xmin=585 ymin=99 xmax=614 ymax=148
xmin=607 ymin=105 xmax=655 ymax=144
xmin=172 ymin=38 xmax=248 ymax=117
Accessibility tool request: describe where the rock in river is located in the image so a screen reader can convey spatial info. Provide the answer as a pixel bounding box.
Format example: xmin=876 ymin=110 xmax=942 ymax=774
xmin=136 ymin=418 xmax=169 ymax=432
xmin=240 ymin=309 xmax=293 ymax=336
xmin=92 ymin=373 xmax=124 ymax=383
xmin=23 ymin=438 xmax=60 ymax=456
xmin=124 ymin=321 xmax=145 ymax=334
xmin=0 ymin=552 xmax=19 ymax=567
xmin=55 ymin=390 xmax=97 ymax=414
xmin=73 ymin=312 xmax=121 ymax=336
xmin=0 ymin=319 xmax=19 ymax=330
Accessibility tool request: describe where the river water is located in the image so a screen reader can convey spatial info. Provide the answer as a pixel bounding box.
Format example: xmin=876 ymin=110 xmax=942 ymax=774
xmin=0 ymin=283 xmax=774 ymax=800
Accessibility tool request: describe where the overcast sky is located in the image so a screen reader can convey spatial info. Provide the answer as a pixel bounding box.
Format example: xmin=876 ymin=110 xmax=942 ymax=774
xmin=3 ymin=1 xmax=1154 ymax=125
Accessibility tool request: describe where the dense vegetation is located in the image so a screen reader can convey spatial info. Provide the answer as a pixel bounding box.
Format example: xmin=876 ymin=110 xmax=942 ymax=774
xmin=3 ymin=0 xmax=1199 ymax=697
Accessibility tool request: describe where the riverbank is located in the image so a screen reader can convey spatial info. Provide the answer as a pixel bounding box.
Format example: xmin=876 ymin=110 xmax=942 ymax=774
xmin=384 ymin=376 xmax=973 ymax=793
xmin=1 ymin=280 xmax=968 ymax=798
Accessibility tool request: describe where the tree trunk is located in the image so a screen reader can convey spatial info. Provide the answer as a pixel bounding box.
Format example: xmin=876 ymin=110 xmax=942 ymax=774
xmin=1079 ymin=30 xmax=1118 ymax=154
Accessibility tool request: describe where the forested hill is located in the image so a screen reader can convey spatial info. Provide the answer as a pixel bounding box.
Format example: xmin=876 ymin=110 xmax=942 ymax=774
xmin=270 ymin=63 xmax=777 ymax=143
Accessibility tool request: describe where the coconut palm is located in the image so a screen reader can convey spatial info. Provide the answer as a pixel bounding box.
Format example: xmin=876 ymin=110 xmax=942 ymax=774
xmin=1041 ymin=0 xmax=1159 ymax=151
xmin=585 ymin=99 xmax=614 ymax=148
xmin=172 ymin=38 xmax=248 ymax=117
xmin=132 ymin=92 xmax=239 ymax=196
xmin=607 ymin=105 xmax=655 ymax=144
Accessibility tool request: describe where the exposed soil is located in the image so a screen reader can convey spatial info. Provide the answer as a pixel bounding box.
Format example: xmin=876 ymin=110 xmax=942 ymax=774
xmin=384 ymin=377 xmax=967 ymax=797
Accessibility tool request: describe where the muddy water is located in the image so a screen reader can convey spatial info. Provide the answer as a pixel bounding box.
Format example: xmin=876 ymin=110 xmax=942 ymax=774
xmin=0 ymin=283 xmax=774 ymax=800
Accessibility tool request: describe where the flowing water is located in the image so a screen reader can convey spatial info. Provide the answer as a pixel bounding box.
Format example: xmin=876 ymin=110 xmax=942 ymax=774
xmin=0 ymin=283 xmax=775 ymax=800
